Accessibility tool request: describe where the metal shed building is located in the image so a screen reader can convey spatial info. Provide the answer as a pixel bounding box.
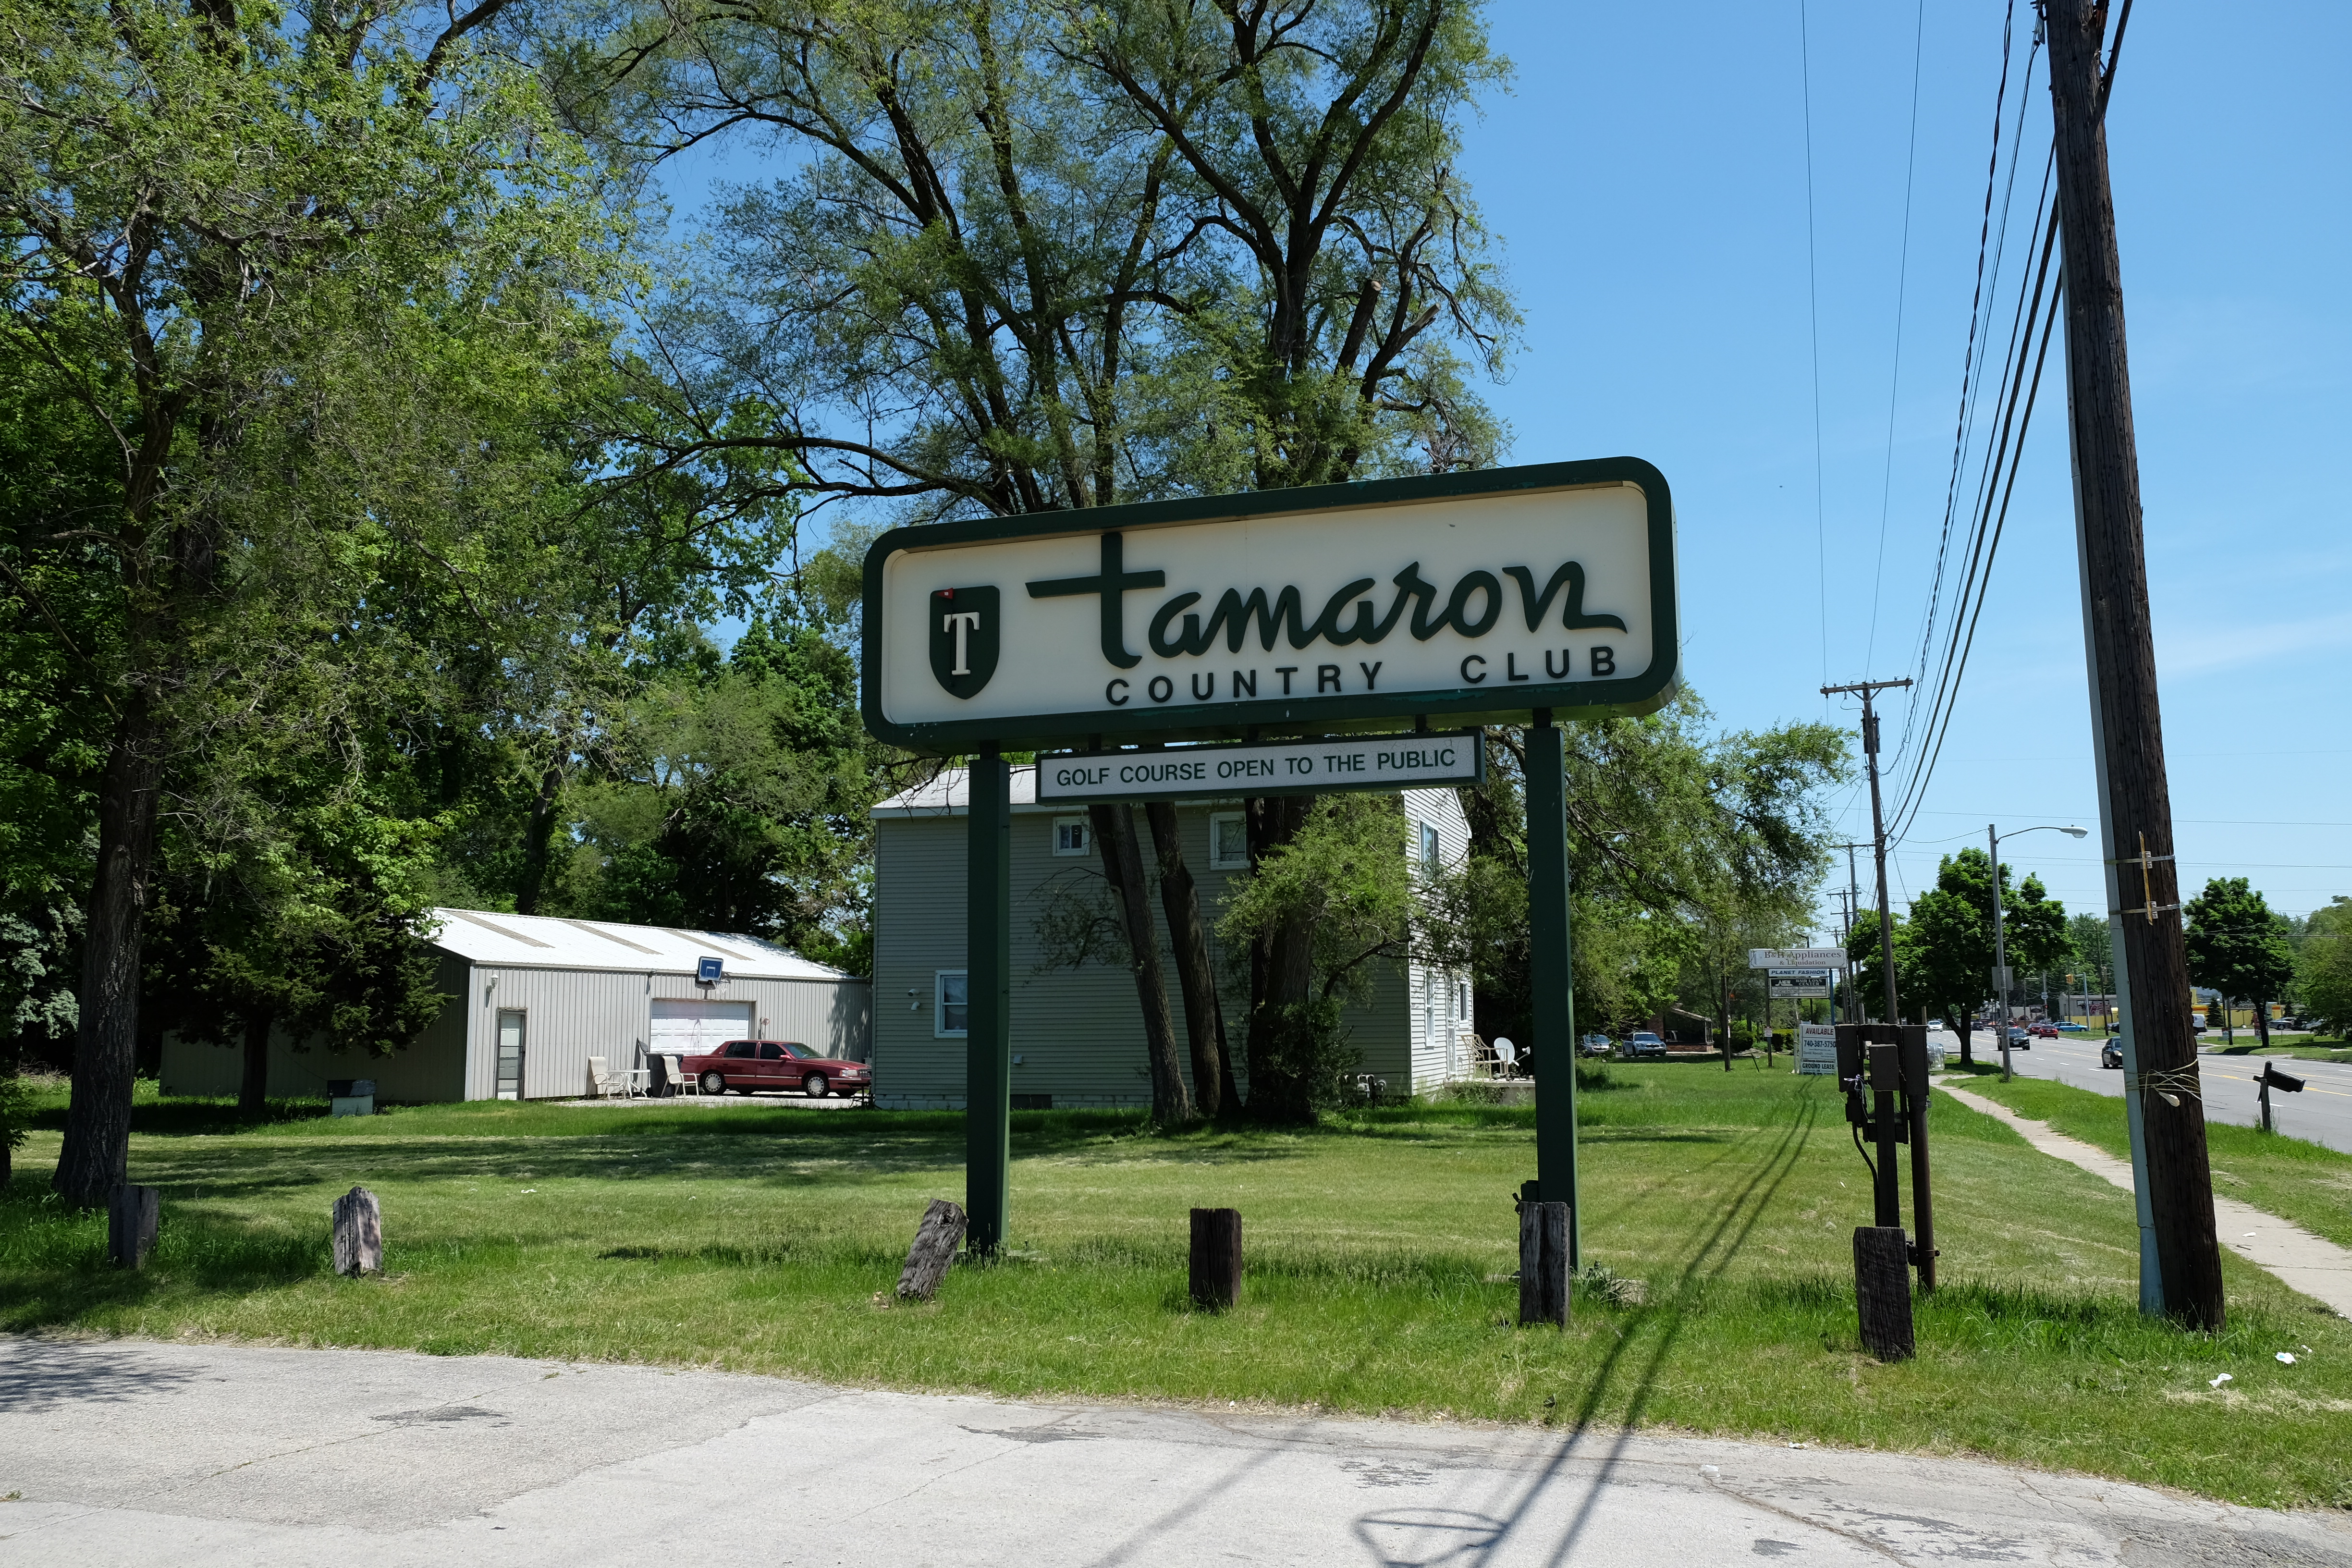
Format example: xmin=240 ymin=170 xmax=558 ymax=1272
xmin=870 ymin=765 xmax=1470 ymax=1110
xmin=159 ymin=909 xmax=872 ymax=1103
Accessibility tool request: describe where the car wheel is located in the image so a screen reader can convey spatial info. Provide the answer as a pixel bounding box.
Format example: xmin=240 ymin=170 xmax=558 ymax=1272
xmin=699 ymin=1070 xmax=725 ymax=1095
xmin=804 ymin=1072 xmax=830 ymax=1098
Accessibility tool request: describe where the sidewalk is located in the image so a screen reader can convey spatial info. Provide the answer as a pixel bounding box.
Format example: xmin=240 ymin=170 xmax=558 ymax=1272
xmin=1938 ymin=1083 xmax=2352 ymax=1317
xmin=4 ymin=1336 xmax=2349 ymax=1567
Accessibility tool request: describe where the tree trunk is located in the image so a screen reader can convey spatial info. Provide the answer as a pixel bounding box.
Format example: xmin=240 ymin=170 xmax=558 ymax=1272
xmin=1952 ymin=1011 xmax=1974 ymax=1067
xmin=2254 ymin=1000 xmax=2269 ymax=1050
xmin=239 ymin=1009 xmax=272 ymax=1115
xmin=1144 ymin=801 xmax=1225 ymax=1120
xmin=53 ymin=698 xmax=165 ymax=1208
xmin=513 ymin=757 xmax=567 ymax=916
xmin=1089 ymin=803 xmax=1190 ymax=1123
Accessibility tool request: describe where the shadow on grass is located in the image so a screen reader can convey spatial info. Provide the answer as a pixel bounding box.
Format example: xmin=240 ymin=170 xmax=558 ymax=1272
xmin=0 ymin=1187 xmax=327 ymax=1333
xmin=31 ymin=1096 xmax=331 ymax=1136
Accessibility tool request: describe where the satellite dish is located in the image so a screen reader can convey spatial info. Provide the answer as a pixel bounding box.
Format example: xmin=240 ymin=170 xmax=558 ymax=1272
xmin=1493 ymin=1036 xmax=1517 ymax=1059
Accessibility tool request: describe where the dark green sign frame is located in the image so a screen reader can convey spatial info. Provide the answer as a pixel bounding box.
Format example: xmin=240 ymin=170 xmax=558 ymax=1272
xmin=861 ymin=457 xmax=1679 ymax=755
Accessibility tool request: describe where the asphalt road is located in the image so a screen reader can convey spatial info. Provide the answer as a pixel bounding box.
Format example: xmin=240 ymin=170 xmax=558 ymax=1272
xmin=4 ymin=1337 xmax=2349 ymax=1568
xmin=1932 ymin=1029 xmax=2352 ymax=1155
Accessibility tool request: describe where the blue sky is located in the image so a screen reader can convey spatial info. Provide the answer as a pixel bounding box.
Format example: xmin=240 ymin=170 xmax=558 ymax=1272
xmin=1447 ymin=0 xmax=2351 ymax=935
xmin=656 ymin=1 xmax=2351 ymax=934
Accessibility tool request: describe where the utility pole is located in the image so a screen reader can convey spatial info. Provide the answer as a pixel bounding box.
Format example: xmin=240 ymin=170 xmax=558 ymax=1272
xmin=2047 ymin=0 xmax=2226 ymax=1327
xmin=1834 ymin=842 xmax=1867 ymax=1022
xmin=1822 ymin=680 xmax=1913 ymax=1027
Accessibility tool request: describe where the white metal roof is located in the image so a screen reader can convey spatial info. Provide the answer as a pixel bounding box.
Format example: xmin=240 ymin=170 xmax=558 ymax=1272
xmin=871 ymin=764 xmax=1044 ymax=817
xmin=425 ymin=908 xmax=857 ymax=981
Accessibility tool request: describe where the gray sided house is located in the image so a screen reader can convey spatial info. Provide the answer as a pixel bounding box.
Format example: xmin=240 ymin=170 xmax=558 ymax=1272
xmin=159 ymin=909 xmax=871 ymax=1103
xmin=870 ymin=766 xmax=1470 ymax=1110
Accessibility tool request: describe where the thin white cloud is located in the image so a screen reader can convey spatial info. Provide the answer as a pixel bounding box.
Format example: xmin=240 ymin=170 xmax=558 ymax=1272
xmin=2157 ymin=611 xmax=2352 ymax=679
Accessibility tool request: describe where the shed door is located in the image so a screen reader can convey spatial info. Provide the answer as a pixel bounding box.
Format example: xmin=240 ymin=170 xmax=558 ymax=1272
xmin=496 ymin=1010 xmax=526 ymax=1100
xmin=649 ymin=999 xmax=755 ymax=1057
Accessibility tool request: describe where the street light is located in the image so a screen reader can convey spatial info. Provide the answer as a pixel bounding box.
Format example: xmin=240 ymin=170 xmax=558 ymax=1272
xmin=1991 ymin=823 xmax=2090 ymax=1082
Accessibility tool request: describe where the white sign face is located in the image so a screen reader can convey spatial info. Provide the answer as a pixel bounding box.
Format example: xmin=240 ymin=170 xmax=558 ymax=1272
xmin=860 ymin=460 xmax=1678 ymax=751
xmin=1038 ymin=733 xmax=1480 ymax=802
xmin=1749 ymin=946 xmax=1849 ymax=971
xmin=1768 ymin=968 xmax=1833 ymax=999
xmin=1798 ymin=1022 xmax=1838 ymax=1076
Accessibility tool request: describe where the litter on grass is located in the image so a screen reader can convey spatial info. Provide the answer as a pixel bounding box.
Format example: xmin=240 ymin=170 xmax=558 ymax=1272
xmin=2210 ymin=1372 xmax=2234 ymax=1388
xmin=2277 ymin=1352 xmax=2297 ymax=1365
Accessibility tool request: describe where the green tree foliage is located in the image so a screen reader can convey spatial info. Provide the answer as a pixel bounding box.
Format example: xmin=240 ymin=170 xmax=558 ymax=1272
xmin=2 ymin=0 xmax=633 ymax=1202
xmin=2183 ymin=878 xmax=2296 ymax=1049
xmin=2298 ymin=897 xmax=2352 ymax=1035
xmin=1897 ymin=849 xmax=2068 ymax=1066
xmin=557 ymin=609 xmax=885 ymax=974
xmin=1423 ymin=697 xmax=1849 ymax=1074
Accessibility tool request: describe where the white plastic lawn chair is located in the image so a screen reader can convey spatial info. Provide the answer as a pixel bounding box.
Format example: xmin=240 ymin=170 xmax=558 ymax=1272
xmin=586 ymin=1055 xmax=622 ymax=1098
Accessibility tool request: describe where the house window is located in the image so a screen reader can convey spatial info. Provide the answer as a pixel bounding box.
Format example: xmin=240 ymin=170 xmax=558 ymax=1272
xmin=1209 ymin=812 xmax=1249 ymax=870
xmin=1418 ymin=821 xmax=1441 ymax=868
xmin=935 ymin=971 xmax=969 ymax=1037
xmin=1053 ymin=816 xmax=1090 ymax=856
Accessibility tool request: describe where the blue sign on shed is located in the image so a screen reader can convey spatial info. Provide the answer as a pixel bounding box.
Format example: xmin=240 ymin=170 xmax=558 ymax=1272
xmin=697 ymin=956 xmax=724 ymax=983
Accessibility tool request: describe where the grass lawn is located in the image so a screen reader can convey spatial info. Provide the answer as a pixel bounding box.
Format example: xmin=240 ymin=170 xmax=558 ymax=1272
xmin=5 ymin=1066 xmax=2351 ymax=1510
xmin=2209 ymin=1036 xmax=2352 ymax=1066
xmin=1952 ymin=1068 xmax=2352 ymax=1254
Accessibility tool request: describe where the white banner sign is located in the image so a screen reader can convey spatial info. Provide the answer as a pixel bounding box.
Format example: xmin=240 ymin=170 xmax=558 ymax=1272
xmin=1038 ymin=734 xmax=1480 ymax=802
xmin=1750 ymin=946 xmax=1849 ymax=970
xmin=1768 ymin=968 xmax=1833 ymax=1000
xmin=1797 ymin=1023 xmax=1838 ymax=1076
xmin=860 ymin=460 xmax=1678 ymax=752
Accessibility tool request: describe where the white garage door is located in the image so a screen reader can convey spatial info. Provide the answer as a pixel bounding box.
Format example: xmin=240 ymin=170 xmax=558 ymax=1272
xmin=649 ymin=999 xmax=754 ymax=1057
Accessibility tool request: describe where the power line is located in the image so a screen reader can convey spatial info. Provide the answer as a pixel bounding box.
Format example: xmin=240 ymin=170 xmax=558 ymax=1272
xmin=1863 ymin=0 xmax=1931 ymax=672
xmin=1799 ymin=0 xmax=1830 ymax=690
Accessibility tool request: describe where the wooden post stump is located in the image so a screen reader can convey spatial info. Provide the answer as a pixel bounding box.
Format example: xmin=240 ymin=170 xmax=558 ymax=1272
xmin=1853 ymin=1226 xmax=1915 ymax=1360
xmin=332 ymin=1186 xmax=383 ymax=1276
xmin=897 ymin=1198 xmax=968 ymax=1300
xmin=108 ymin=1184 xmax=159 ymax=1270
xmin=1189 ymin=1208 xmax=1242 ymax=1310
xmin=1518 ymin=1200 xmax=1570 ymax=1327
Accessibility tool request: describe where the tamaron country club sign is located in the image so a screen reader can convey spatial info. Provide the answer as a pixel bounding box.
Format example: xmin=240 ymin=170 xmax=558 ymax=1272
xmin=861 ymin=458 xmax=1680 ymax=752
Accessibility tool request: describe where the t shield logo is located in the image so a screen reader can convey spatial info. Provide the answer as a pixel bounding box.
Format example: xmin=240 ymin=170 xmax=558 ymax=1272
xmin=929 ymin=586 xmax=999 ymax=699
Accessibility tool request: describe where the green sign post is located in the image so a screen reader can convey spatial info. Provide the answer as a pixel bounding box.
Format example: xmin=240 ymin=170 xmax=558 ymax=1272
xmin=861 ymin=459 xmax=1679 ymax=1258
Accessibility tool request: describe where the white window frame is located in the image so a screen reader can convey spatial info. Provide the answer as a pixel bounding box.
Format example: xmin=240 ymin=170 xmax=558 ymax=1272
xmin=1052 ymin=815 xmax=1091 ymax=856
xmin=934 ymin=970 xmax=969 ymax=1038
xmin=1418 ymin=821 xmax=1442 ymax=869
xmin=1208 ymin=811 xmax=1250 ymax=870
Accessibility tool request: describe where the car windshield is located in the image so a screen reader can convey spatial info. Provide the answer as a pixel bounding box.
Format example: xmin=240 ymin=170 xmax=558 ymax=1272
xmin=1632 ymin=1033 xmax=1661 ymax=1043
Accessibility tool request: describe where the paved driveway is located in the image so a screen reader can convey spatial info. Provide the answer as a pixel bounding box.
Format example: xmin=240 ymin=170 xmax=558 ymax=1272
xmin=2 ymin=1337 xmax=2347 ymax=1567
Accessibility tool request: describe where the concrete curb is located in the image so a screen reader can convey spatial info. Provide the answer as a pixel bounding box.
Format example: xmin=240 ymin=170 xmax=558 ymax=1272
xmin=1938 ymin=1082 xmax=2352 ymax=1317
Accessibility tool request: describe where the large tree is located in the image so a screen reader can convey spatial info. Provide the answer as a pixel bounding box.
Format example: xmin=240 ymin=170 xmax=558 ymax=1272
xmin=531 ymin=0 xmax=1514 ymax=1118
xmin=2 ymin=0 xmax=628 ymax=1202
xmin=1903 ymin=849 xmax=2067 ymax=1067
xmin=2184 ymin=878 xmax=2295 ymax=1051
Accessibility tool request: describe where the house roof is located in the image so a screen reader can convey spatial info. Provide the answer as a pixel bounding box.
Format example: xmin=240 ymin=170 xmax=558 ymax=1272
xmin=871 ymin=765 xmax=1049 ymax=817
xmin=425 ymin=908 xmax=856 ymax=981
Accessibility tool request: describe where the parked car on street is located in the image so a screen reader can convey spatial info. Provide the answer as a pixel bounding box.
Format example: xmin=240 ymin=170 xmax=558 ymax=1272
xmin=1625 ymin=1031 xmax=1667 ymax=1061
xmin=684 ymin=1040 xmax=872 ymax=1098
xmin=1580 ymin=1034 xmax=1615 ymax=1057
xmin=2100 ymin=1039 xmax=2124 ymax=1069
xmin=2058 ymin=1020 xmax=2089 ymax=1032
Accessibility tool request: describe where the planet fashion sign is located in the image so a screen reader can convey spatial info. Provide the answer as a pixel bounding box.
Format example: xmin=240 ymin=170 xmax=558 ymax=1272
xmin=1037 ymin=732 xmax=1482 ymax=803
xmin=861 ymin=459 xmax=1679 ymax=752
xmin=1767 ymin=968 xmax=1834 ymax=1000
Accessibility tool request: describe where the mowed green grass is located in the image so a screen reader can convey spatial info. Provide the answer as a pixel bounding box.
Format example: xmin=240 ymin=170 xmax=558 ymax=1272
xmin=5 ymin=1066 xmax=2350 ymax=1509
xmin=1955 ymin=1068 xmax=2352 ymax=1253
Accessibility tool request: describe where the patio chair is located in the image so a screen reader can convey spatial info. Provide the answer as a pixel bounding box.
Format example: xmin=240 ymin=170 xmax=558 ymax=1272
xmin=586 ymin=1055 xmax=622 ymax=1098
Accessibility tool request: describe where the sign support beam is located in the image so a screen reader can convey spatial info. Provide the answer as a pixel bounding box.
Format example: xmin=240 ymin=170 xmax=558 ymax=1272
xmin=966 ymin=750 xmax=1012 ymax=1255
xmin=1527 ymin=715 xmax=1579 ymax=1269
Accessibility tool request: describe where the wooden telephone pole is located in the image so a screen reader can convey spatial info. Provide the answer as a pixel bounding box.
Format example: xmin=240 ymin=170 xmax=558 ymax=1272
xmin=1821 ymin=679 xmax=1911 ymax=1025
xmin=2046 ymin=0 xmax=2226 ymax=1326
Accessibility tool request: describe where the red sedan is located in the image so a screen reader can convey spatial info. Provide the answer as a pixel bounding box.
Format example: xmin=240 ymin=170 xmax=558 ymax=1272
xmin=684 ymin=1040 xmax=871 ymax=1099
